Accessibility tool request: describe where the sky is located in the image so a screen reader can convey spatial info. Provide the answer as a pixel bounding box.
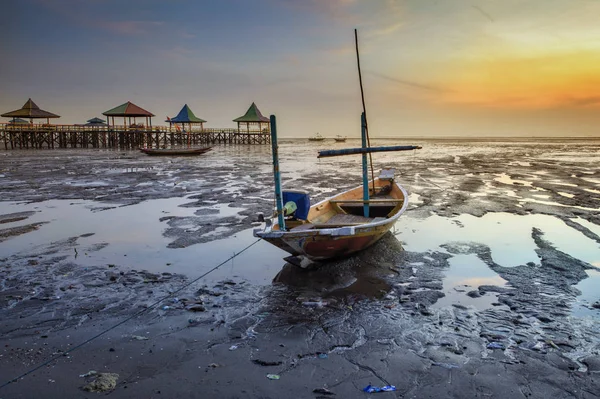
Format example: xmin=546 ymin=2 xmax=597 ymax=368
xmin=1 ymin=0 xmax=600 ymax=138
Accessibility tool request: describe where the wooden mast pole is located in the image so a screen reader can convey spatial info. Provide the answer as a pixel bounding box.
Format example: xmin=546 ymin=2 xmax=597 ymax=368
xmin=361 ymin=112 xmax=369 ymax=217
xmin=269 ymin=115 xmax=285 ymax=231
xmin=354 ymin=29 xmax=376 ymax=198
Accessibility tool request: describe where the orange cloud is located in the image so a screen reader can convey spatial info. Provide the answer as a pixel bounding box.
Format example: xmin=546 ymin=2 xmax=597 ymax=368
xmin=438 ymin=50 xmax=600 ymax=109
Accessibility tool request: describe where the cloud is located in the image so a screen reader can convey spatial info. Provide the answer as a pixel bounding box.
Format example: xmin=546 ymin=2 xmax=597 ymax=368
xmin=95 ymin=20 xmax=164 ymax=35
xmin=271 ymin=0 xmax=358 ymax=23
xmin=368 ymin=21 xmax=403 ymax=37
xmin=180 ymin=31 xmax=197 ymax=40
xmin=327 ymin=45 xmax=354 ymax=56
xmin=282 ymin=54 xmax=301 ymax=65
xmin=565 ymin=96 xmax=600 ymax=107
xmin=34 ymin=0 xmax=165 ymax=36
xmin=471 ymin=5 xmax=494 ymax=22
xmin=435 ymin=46 xmax=600 ymax=109
xmin=366 ymin=71 xmax=450 ymax=93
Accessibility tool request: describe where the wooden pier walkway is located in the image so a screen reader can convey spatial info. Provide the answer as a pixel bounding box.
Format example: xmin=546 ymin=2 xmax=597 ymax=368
xmin=0 ymin=125 xmax=271 ymax=150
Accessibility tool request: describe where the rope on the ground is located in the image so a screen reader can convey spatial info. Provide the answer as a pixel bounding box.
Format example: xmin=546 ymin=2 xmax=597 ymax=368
xmin=0 ymin=238 xmax=262 ymax=390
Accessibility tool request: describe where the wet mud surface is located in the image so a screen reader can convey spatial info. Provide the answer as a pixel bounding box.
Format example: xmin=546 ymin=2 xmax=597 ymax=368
xmin=0 ymin=140 xmax=599 ymax=398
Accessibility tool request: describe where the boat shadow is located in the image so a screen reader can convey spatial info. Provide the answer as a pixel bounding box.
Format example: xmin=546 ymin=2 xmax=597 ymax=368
xmin=271 ymin=232 xmax=405 ymax=305
xmin=249 ymin=233 xmax=407 ymax=334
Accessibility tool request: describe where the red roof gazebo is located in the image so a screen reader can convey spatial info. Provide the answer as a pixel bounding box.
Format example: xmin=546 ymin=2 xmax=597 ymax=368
xmin=102 ymin=101 xmax=154 ymax=128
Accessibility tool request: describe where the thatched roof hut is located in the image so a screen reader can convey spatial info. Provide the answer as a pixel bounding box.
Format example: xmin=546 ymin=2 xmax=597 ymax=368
xmin=1 ymin=99 xmax=60 ymax=124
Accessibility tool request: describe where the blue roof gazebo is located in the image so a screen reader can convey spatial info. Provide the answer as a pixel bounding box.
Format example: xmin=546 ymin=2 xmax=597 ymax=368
xmin=166 ymin=104 xmax=206 ymax=131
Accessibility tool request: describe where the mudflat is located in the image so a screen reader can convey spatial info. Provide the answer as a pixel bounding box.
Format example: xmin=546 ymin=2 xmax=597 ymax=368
xmin=0 ymin=140 xmax=599 ymax=398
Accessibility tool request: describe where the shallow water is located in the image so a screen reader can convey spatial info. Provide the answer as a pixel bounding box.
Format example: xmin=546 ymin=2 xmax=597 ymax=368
xmin=430 ymin=254 xmax=508 ymax=310
xmin=0 ymin=138 xmax=599 ymax=318
xmin=0 ymin=199 xmax=285 ymax=285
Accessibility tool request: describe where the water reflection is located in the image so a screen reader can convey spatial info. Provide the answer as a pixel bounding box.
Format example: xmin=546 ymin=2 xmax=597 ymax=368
xmin=431 ymin=254 xmax=508 ymax=310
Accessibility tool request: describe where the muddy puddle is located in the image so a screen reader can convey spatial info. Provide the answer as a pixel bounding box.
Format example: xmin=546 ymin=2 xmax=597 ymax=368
xmin=0 ymin=199 xmax=285 ymax=285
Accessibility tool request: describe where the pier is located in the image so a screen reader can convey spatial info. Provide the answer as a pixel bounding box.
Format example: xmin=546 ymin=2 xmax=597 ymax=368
xmin=0 ymin=125 xmax=271 ymax=150
xmin=1 ymin=100 xmax=272 ymax=150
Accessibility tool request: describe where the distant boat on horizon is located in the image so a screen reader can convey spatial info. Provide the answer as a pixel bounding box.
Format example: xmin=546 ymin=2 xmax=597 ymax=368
xmin=334 ymin=135 xmax=347 ymax=142
xmin=308 ymin=132 xmax=325 ymax=142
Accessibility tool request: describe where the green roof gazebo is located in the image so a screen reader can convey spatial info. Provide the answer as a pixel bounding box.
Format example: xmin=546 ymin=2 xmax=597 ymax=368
xmin=102 ymin=101 xmax=154 ymax=128
xmin=1 ymin=98 xmax=60 ymax=124
xmin=166 ymin=104 xmax=206 ymax=131
xmin=7 ymin=118 xmax=29 ymax=125
xmin=84 ymin=117 xmax=107 ymax=126
xmin=233 ymin=102 xmax=269 ymax=134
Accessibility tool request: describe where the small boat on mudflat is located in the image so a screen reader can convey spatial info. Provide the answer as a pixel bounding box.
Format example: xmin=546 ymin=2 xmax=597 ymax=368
xmin=308 ymin=133 xmax=325 ymax=142
xmin=139 ymin=147 xmax=212 ymax=156
xmin=254 ymin=169 xmax=409 ymax=261
xmin=254 ymin=30 xmax=422 ymax=264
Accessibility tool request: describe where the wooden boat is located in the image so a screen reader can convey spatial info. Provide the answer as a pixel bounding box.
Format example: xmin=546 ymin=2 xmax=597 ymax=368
xmin=140 ymin=147 xmax=212 ymax=156
xmin=254 ymin=30 xmax=421 ymax=263
xmin=334 ymin=135 xmax=347 ymax=142
xmin=308 ymin=133 xmax=325 ymax=142
xmin=254 ymin=170 xmax=409 ymax=261
xmin=253 ymin=114 xmax=420 ymax=262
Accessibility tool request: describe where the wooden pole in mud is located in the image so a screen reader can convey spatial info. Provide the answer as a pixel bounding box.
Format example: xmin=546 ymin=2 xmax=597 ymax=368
xmin=361 ymin=112 xmax=370 ymax=218
xmin=270 ymin=115 xmax=286 ymax=231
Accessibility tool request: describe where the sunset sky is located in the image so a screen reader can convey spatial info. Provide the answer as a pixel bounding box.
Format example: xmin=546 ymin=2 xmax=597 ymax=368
xmin=2 ymin=0 xmax=600 ymax=137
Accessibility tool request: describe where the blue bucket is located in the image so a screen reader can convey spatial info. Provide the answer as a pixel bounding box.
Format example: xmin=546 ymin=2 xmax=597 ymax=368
xmin=282 ymin=190 xmax=310 ymax=220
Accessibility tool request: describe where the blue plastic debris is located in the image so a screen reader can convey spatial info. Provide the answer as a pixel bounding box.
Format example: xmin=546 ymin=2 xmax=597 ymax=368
xmin=363 ymin=385 xmax=396 ymax=393
xmin=318 ymin=353 xmax=328 ymax=359
xmin=486 ymin=342 xmax=505 ymax=350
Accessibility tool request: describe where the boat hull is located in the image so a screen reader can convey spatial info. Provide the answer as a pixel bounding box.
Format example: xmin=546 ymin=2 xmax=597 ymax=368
xmin=255 ymin=178 xmax=408 ymax=261
xmin=258 ymin=221 xmax=393 ymax=261
xmin=140 ymin=147 xmax=212 ymax=156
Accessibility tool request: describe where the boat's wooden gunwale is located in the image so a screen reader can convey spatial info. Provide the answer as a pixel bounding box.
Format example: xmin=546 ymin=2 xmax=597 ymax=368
xmin=139 ymin=147 xmax=212 ymax=156
xmin=329 ymin=198 xmax=404 ymax=204
xmin=262 ymin=178 xmax=408 ymax=237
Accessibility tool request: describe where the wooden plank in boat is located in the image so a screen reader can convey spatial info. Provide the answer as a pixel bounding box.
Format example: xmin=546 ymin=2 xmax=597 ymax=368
xmin=329 ymin=199 xmax=402 ymax=204
xmin=325 ymin=214 xmax=373 ymax=224
xmin=312 ymin=216 xmax=386 ymax=228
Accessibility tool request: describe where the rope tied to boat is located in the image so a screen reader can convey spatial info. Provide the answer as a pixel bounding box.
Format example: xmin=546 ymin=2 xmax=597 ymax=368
xmin=0 ymin=238 xmax=262 ymax=390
